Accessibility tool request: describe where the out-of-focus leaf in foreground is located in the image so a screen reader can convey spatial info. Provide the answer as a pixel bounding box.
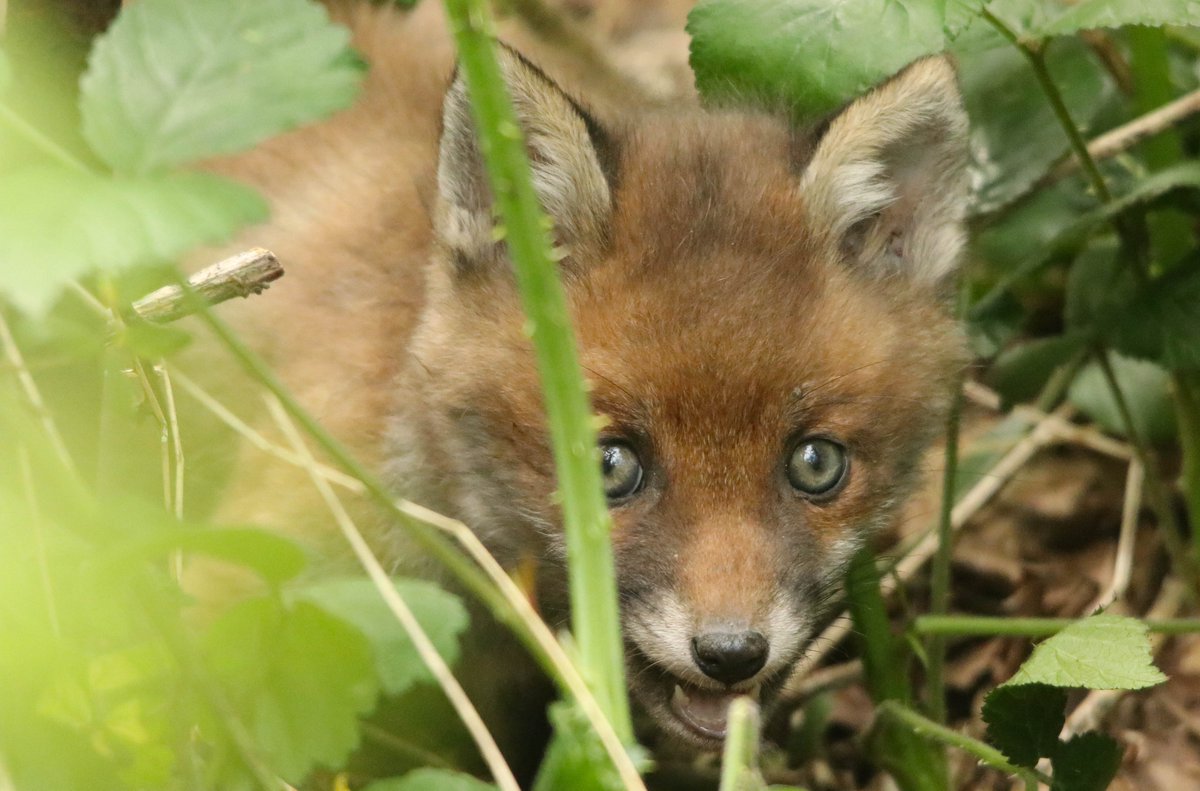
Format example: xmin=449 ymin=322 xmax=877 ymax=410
xmin=0 ymin=167 xmax=266 ymax=315
xmin=202 ymin=597 xmax=378 ymax=782
xmin=80 ymin=0 xmax=364 ymax=174
xmin=365 ymin=768 xmax=498 ymax=791
xmin=293 ymin=577 xmax=470 ymax=695
xmin=987 ymin=0 xmax=1200 ymax=38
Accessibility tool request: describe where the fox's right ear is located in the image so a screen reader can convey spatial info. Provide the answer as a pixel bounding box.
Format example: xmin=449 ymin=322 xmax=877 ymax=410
xmin=436 ymin=47 xmax=615 ymax=274
xmin=800 ymin=56 xmax=969 ymax=287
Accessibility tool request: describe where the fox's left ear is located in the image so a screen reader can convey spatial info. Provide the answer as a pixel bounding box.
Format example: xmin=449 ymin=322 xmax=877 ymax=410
xmin=437 ymin=46 xmax=615 ymax=273
xmin=801 ymin=57 xmax=969 ymax=286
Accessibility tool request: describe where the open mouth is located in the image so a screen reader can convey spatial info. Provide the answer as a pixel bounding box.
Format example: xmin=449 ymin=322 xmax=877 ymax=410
xmin=628 ymin=647 xmax=788 ymax=747
xmin=668 ymin=680 xmax=760 ymax=740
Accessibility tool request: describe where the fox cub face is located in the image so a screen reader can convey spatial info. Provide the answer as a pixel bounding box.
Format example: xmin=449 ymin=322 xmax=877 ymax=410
xmin=400 ymin=51 xmax=968 ymax=747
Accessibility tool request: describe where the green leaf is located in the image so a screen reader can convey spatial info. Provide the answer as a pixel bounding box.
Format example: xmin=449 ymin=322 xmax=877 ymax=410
xmin=119 ymin=319 xmax=193 ymax=358
xmin=688 ymin=0 xmax=952 ymax=116
xmin=961 ymin=36 xmax=1110 ymax=215
xmin=1069 ymin=355 xmax=1177 ymax=444
xmin=203 ymin=597 xmax=378 ymax=782
xmin=533 ymin=702 xmax=625 ymax=791
xmin=292 ymin=577 xmax=469 ymax=695
xmin=1050 ymin=732 xmax=1123 ymax=791
xmin=971 ymin=161 xmax=1200 ymax=322
xmin=987 ymin=333 xmax=1086 ymax=407
xmin=1006 ymin=613 xmax=1167 ymax=690
xmin=982 ymin=683 xmax=1067 ymax=767
xmin=95 ymin=526 xmax=309 ymax=587
xmin=364 ymin=768 xmax=498 ymax=791
xmin=1064 ymin=240 xmax=1130 ymax=333
xmin=0 ymin=166 xmax=266 ymax=315
xmin=80 ymin=0 xmax=364 ymax=173
xmin=1109 ymin=256 xmax=1200 ymax=370
xmin=1039 ymin=0 xmax=1200 ymax=37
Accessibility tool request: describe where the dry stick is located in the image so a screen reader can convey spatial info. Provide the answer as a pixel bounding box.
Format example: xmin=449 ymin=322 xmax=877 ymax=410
xmin=785 ymin=406 xmax=1071 ymax=689
xmin=266 ymin=395 xmax=522 ymax=791
xmin=1045 ymin=87 xmax=1200 ymax=184
xmin=963 ymin=381 xmax=1131 ymax=461
xmin=170 ymin=367 xmax=648 ymax=791
xmin=132 ymin=248 xmax=284 ymax=323
xmin=0 ymin=310 xmax=75 ymax=472
xmin=1096 ymin=459 xmax=1145 ymax=609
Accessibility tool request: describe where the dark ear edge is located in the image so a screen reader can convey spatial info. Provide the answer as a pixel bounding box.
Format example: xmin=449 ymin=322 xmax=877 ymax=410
xmin=435 ymin=44 xmax=619 ymax=275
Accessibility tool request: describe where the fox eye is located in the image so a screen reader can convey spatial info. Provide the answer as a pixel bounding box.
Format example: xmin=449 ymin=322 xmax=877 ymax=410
xmin=600 ymin=441 xmax=643 ymax=500
xmin=786 ymin=438 xmax=848 ymax=498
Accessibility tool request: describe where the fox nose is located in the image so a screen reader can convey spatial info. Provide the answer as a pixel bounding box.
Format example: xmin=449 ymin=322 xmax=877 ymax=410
xmin=691 ymin=630 xmax=769 ymax=684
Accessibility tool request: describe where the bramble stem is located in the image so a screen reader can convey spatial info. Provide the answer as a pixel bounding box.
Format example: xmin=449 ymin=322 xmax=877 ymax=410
xmin=914 ymin=615 xmax=1200 ymax=637
xmin=442 ymin=0 xmax=633 ymax=742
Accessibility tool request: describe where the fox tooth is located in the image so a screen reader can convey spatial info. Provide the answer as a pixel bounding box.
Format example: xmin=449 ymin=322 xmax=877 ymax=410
xmin=672 ymin=684 xmax=691 ymax=707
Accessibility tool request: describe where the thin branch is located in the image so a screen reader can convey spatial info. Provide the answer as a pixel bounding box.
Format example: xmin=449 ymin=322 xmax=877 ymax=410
xmin=266 ymin=395 xmax=522 ymax=791
xmin=1042 ymin=87 xmax=1200 ymax=186
xmin=132 ymin=248 xmax=284 ymax=323
xmin=1096 ymin=458 xmax=1144 ymax=608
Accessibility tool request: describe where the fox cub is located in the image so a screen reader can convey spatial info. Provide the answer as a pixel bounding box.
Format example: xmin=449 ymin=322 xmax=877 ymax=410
xmin=199 ymin=0 xmax=968 ymax=750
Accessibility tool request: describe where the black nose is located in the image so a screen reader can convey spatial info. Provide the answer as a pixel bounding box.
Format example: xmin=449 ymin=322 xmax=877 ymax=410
xmin=691 ymin=631 xmax=769 ymax=684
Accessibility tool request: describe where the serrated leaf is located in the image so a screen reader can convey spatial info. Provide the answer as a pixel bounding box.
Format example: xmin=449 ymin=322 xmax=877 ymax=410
xmin=982 ymin=683 xmax=1067 ymax=767
xmin=533 ymin=702 xmax=625 ymax=791
xmin=960 ymin=36 xmax=1110 ymax=215
xmin=688 ymin=0 xmax=951 ymax=116
xmin=1109 ymin=257 xmax=1200 ymax=370
xmin=1064 ymin=240 xmax=1130 ymax=333
xmin=0 ymin=166 xmax=266 ymax=316
xmin=971 ymin=161 xmax=1200 ymax=322
xmin=1006 ymin=614 xmax=1166 ymax=690
xmin=292 ymin=577 xmax=469 ymax=696
xmin=80 ymin=0 xmax=364 ymax=174
xmin=1050 ymin=732 xmax=1123 ymax=791
xmin=1039 ymin=0 xmax=1200 ymax=37
xmin=987 ymin=333 xmax=1086 ymax=407
xmin=1069 ymin=355 xmax=1177 ymax=445
xmin=203 ymin=597 xmax=378 ymax=782
xmin=364 ymin=768 xmax=498 ymax=791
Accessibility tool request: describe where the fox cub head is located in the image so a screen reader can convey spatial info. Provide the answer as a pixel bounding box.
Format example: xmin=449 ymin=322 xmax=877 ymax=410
xmin=400 ymin=49 xmax=968 ymax=747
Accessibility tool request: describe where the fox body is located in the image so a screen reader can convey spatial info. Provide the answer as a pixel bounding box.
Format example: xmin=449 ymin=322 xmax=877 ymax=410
xmin=198 ymin=1 xmax=969 ymax=751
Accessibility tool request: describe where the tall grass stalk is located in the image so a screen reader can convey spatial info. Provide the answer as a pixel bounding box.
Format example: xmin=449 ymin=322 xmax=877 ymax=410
xmin=441 ymin=0 xmax=633 ymax=742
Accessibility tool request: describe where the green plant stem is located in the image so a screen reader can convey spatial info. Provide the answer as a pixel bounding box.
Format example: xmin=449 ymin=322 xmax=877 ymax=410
xmin=442 ymin=0 xmax=632 ymax=743
xmin=1175 ymin=373 xmax=1200 ymax=565
xmin=1096 ymin=349 xmax=1199 ymax=600
xmin=876 ymin=701 xmax=1050 ymax=788
xmin=981 ymin=9 xmax=1112 ymax=204
xmin=915 ymin=615 xmax=1200 ymax=637
xmin=0 ymin=102 xmax=91 ymax=173
xmin=926 ymin=372 xmax=963 ymax=724
xmin=718 ymin=698 xmax=763 ymax=791
xmin=847 ymin=548 xmax=947 ymax=791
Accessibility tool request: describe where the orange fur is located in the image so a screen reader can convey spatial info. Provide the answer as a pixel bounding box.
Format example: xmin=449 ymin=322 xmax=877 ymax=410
xmin=188 ymin=0 xmax=969 ymax=753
